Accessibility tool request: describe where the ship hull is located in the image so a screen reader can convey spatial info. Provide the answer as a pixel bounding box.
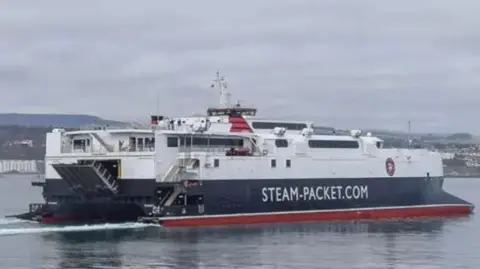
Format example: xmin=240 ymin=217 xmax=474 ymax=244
xmin=149 ymin=176 xmax=474 ymax=227
xmin=19 ymin=176 xmax=474 ymax=226
xmin=38 ymin=202 xmax=147 ymax=224
xmin=19 ymin=178 xmax=157 ymax=224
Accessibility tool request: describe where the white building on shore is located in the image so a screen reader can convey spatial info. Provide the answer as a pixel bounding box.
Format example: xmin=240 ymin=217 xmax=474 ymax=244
xmin=0 ymin=160 xmax=38 ymax=174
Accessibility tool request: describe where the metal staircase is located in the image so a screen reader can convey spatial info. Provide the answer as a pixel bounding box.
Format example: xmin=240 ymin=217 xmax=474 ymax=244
xmin=90 ymin=133 xmax=114 ymax=152
xmin=161 ymin=159 xmax=197 ymax=182
xmin=92 ymin=161 xmax=119 ymax=193
xmin=164 ymin=186 xmax=184 ymax=206
xmin=162 ymin=164 xmax=182 ymax=182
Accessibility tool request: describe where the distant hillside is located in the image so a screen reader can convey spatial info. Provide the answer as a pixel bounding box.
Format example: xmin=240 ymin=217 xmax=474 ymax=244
xmin=0 ymin=113 xmax=126 ymax=128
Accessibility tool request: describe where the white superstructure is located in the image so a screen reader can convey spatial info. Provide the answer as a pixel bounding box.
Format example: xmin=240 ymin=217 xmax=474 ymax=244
xmin=153 ymin=123 xmax=443 ymax=183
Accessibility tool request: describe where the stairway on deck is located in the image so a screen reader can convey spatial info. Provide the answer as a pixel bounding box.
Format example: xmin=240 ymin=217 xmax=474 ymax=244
xmin=161 ymin=159 xmax=197 ymax=182
xmin=90 ymin=133 xmax=114 ymax=152
xmin=52 ymin=160 xmax=119 ymax=195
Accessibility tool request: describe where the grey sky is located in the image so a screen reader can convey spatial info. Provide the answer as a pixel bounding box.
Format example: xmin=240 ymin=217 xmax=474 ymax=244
xmin=1 ymin=0 xmax=479 ymax=133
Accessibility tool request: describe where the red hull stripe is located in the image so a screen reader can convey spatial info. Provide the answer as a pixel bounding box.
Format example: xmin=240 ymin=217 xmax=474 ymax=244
xmin=160 ymin=204 xmax=473 ymax=227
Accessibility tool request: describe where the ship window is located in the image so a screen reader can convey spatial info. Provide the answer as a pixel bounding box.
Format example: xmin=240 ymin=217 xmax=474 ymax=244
xmin=129 ymin=137 xmax=137 ymax=151
xmin=271 ymin=159 xmax=276 ymax=168
xmin=145 ymin=137 xmax=155 ymax=150
xmin=137 ymin=137 xmax=144 ymax=151
xmin=275 ymin=139 xmax=288 ymax=148
xmin=72 ymin=139 xmax=86 ymax=151
xmin=214 ymin=159 xmax=219 ymax=167
xmin=286 ymin=159 xmax=291 ymax=168
xmin=180 ymin=137 xmax=244 ymax=147
xmin=252 ymin=121 xmax=308 ymax=130
xmin=167 ymin=137 xmax=178 ymax=147
xmin=376 ymin=142 xmax=382 ymax=148
xmin=308 ymin=140 xmax=359 ymax=149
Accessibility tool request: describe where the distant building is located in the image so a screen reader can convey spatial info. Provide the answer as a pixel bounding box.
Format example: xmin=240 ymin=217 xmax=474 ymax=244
xmin=439 ymin=152 xmax=455 ymax=160
xmin=4 ymin=139 xmax=34 ymax=147
xmin=0 ymin=160 xmax=38 ymax=173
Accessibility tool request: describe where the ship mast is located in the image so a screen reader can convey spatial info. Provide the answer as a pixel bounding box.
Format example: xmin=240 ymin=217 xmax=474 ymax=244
xmin=212 ymin=70 xmax=231 ymax=108
xmin=206 ymin=71 xmax=257 ymax=117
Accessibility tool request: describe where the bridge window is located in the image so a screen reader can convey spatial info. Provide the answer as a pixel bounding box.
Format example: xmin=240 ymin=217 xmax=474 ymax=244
xmin=308 ymin=140 xmax=359 ymax=149
xmin=275 ymin=139 xmax=288 ymax=148
xmin=167 ymin=137 xmax=178 ymax=147
xmin=252 ymin=122 xmax=307 ymax=130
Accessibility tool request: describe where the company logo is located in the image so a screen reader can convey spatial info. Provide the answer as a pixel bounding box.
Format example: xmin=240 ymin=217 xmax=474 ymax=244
xmin=385 ymin=157 xmax=395 ymax=176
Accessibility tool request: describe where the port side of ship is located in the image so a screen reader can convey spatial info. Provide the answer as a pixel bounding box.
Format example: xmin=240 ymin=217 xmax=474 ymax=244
xmin=12 ymin=71 xmax=474 ymax=225
xmin=140 ymin=116 xmax=475 ymax=227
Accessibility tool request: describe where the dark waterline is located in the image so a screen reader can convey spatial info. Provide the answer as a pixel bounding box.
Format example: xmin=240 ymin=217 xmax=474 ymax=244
xmin=0 ymin=175 xmax=478 ymax=269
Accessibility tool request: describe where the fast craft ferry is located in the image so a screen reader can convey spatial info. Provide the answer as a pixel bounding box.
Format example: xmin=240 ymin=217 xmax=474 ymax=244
xmin=10 ymin=72 xmax=474 ymax=226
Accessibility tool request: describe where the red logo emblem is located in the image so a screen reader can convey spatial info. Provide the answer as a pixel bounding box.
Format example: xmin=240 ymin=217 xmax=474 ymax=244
xmin=385 ymin=158 xmax=395 ymax=176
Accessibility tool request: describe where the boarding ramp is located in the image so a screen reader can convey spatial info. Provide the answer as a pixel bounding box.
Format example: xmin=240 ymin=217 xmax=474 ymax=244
xmin=52 ymin=160 xmax=119 ymax=196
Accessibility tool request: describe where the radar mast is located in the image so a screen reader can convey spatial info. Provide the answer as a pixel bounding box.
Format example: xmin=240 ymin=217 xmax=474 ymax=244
xmin=207 ymin=71 xmax=257 ymax=117
xmin=211 ymin=70 xmax=231 ymax=108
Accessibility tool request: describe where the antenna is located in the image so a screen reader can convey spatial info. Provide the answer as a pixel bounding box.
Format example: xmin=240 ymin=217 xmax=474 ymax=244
xmin=211 ymin=70 xmax=231 ymax=108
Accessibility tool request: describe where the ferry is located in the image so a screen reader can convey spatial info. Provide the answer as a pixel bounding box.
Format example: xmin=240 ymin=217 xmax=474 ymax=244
xmin=11 ymin=72 xmax=474 ymax=226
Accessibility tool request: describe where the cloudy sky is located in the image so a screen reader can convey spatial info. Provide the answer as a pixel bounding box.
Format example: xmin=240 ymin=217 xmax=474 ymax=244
xmin=1 ymin=0 xmax=479 ymax=133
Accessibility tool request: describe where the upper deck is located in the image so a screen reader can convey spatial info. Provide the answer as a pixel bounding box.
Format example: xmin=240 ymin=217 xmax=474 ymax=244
xmin=45 ymin=127 xmax=156 ymax=157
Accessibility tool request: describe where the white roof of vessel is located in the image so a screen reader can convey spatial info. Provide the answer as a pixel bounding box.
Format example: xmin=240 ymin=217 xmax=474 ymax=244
xmin=64 ymin=128 xmax=153 ymax=135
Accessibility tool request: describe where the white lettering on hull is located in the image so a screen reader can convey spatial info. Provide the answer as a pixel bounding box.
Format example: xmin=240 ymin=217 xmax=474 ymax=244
xmin=261 ymin=185 xmax=368 ymax=203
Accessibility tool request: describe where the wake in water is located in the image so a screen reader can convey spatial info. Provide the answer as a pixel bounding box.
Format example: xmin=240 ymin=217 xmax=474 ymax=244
xmin=0 ymin=217 xmax=33 ymax=225
xmin=0 ymin=222 xmax=159 ymax=237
